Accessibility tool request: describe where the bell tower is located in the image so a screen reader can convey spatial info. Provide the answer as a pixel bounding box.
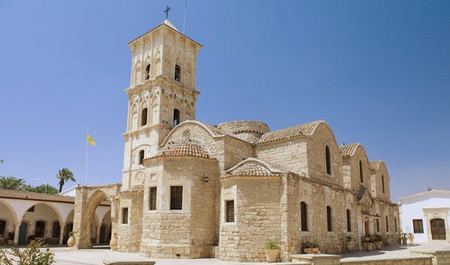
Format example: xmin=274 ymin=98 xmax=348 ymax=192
xmin=122 ymin=20 xmax=202 ymax=190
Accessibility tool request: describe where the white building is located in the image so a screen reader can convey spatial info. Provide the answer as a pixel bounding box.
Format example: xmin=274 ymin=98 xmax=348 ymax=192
xmin=399 ymin=189 xmax=450 ymax=243
xmin=0 ymin=189 xmax=110 ymax=246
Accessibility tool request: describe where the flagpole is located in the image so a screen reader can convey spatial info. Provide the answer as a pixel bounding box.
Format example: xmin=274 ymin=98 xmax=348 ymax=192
xmin=183 ymin=0 xmax=187 ymax=34
xmin=85 ymin=129 xmax=89 ymax=186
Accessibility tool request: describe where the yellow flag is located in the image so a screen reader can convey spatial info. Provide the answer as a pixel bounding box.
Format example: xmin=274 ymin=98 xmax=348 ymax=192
xmin=86 ymin=133 xmax=96 ymax=146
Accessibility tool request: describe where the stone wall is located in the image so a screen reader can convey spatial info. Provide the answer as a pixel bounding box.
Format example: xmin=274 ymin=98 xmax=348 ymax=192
xmin=256 ymin=140 xmax=308 ymax=175
xmin=116 ymin=190 xmax=143 ymax=252
xmin=218 ymin=177 xmax=281 ymax=262
xmin=139 ymin=156 xmax=220 ymax=258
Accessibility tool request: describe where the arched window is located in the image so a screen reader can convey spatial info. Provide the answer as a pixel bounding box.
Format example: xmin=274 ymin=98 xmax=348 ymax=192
xmin=139 ymin=150 xmax=145 ymax=165
xmin=346 ymin=209 xmax=351 ymax=232
xmin=35 ymin=221 xmax=45 ymax=238
xmin=327 ymin=206 xmax=332 ymax=232
xmin=300 ymin=202 xmax=308 ymax=231
xmin=174 ymin=64 xmax=181 ymax=82
xmin=145 ymin=64 xmax=151 ymax=80
xmin=381 ymin=175 xmax=386 ymax=193
xmin=325 ymin=145 xmax=332 ymax=175
xmin=173 ymin=109 xmax=180 ymax=127
xmin=141 ymin=108 xmax=148 ymax=126
xmin=386 ymin=216 xmax=389 ymax=232
xmin=359 ymin=160 xmax=364 ymax=183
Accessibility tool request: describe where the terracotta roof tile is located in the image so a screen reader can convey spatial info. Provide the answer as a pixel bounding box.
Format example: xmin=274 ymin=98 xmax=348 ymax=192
xmin=339 ymin=143 xmax=362 ymax=157
xmin=257 ymin=120 xmax=322 ymax=144
xmin=369 ymin=160 xmax=383 ymax=170
xmin=129 ymin=185 xmax=144 ymax=192
xmin=152 ymin=138 xmax=215 ymax=160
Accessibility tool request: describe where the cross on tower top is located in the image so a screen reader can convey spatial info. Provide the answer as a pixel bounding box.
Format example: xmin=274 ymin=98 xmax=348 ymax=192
xmin=164 ymin=6 xmax=171 ymax=19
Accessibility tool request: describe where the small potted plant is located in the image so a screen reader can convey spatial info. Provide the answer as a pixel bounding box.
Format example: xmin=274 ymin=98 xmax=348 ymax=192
xmin=67 ymin=231 xmax=76 ymax=247
xmin=362 ymin=235 xmax=375 ymax=251
xmin=372 ymin=234 xmax=383 ymax=249
xmin=302 ymin=241 xmax=320 ymax=254
xmin=401 ymin=233 xmax=408 ymax=245
xmin=265 ymin=239 xmax=280 ymax=263
xmin=345 ymin=235 xmax=356 ymax=251
xmin=407 ymin=233 xmax=414 ymax=245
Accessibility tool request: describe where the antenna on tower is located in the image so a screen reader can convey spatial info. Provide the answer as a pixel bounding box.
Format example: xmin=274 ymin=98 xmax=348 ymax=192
xmin=183 ymin=0 xmax=187 ymax=33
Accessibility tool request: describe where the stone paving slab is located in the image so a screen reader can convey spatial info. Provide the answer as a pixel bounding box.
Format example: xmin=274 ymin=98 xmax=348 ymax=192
xmin=51 ymin=243 xmax=450 ymax=265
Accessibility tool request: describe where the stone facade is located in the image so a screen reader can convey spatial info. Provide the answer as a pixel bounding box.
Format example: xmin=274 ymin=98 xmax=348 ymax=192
xmin=71 ymin=19 xmax=400 ymax=262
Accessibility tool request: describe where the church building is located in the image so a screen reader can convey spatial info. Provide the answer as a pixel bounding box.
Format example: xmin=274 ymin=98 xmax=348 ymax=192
xmin=71 ymin=19 xmax=400 ymax=262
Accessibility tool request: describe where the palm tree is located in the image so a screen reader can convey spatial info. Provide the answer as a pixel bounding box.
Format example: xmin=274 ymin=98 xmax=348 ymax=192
xmin=33 ymin=184 xmax=59 ymax=194
xmin=0 ymin=176 xmax=26 ymax=190
xmin=56 ymin=168 xmax=75 ymax=193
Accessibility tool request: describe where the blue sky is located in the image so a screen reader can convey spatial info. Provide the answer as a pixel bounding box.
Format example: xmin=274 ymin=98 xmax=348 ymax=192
xmin=0 ymin=0 xmax=449 ymax=201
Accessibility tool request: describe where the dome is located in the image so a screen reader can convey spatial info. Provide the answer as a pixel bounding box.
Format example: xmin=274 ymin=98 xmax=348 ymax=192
xmin=217 ymin=120 xmax=270 ymax=135
xmin=153 ymin=138 xmax=215 ymax=160
xmin=217 ymin=121 xmax=270 ymax=144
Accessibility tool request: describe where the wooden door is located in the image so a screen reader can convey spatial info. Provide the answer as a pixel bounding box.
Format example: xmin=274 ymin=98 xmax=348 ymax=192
xmin=430 ymin=218 xmax=446 ymax=240
xmin=18 ymin=222 xmax=27 ymax=245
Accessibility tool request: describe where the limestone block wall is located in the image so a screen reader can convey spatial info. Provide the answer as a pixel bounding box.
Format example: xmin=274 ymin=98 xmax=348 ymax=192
xmin=291 ymin=178 xmax=357 ymax=254
xmin=218 ymin=177 xmax=281 ymax=262
xmin=223 ymin=137 xmax=254 ymax=171
xmin=256 ymin=140 xmax=308 ymax=175
xmin=140 ymin=157 xmax=220 ymax=258
xmin=305 ymin=123 xmax=343 ymax=187
xmin=371 ymin=163 xmax=391 ymax=201
xmin=343 ymin=146 xmax=371 ymax=192
xmin=116 ymin=191 xmax=143 ymax=252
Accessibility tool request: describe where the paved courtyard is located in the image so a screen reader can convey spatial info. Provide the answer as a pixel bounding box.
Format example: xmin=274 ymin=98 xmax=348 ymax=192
xmin=50 ymin=243 xmax=450 ymax=265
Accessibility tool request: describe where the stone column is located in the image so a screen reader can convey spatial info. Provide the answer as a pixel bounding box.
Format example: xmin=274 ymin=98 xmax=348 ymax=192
xmin=280 ymin=174 xmax=290 ymax=261
xmin=96 ymin=224 xmax=101 ymax=245
xmin=109 ymin=194 xmax=119 ymax=251
xmin=13 ymin=222 xmax=20 ymax=245
xmin=59 ymin=222 xmax=65 ymax=245
xmin=73 ymin=186 xmax=90 ymax=249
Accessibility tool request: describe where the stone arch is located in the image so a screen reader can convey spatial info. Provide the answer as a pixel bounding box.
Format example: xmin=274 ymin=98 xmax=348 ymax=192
xmin=161 ymin=120 xmax=222 ymax=146
xmin=19 ymin=203 xmax=62 ymax=245
xmin=0 ymin=200 xmax=18 ymax=243
xmin=73 ymin=184 xmax=118 ymax=249
xmin=85 ymin=190 xmax=108 ymax=245
xmin=0 ymin=199 xmax=18 ymax=225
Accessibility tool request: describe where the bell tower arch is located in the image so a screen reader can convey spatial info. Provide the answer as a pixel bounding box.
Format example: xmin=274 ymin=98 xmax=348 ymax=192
xmin=122 ymin=20 xmax=202 ymax=190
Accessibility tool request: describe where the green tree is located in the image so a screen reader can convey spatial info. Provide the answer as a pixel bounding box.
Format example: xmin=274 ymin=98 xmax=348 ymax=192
xmin=33 ymin=184 xmax=59 ymax=194
xmin=56 ymin=168 xmax=75 ymax=193
xmin=0 ymin=176 xmax=26 ymax=190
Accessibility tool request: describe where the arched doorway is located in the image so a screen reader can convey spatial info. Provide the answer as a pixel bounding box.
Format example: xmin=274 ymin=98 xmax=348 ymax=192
xmin=19 ymin=203 xmax=62 ymax=245
xmin=430 ymin=218 xmax=446 ymax=240
xmin=76 ymin=190 xmax=111 ymax=248
xmin=0 ymin=200 xmax=18 ymax=246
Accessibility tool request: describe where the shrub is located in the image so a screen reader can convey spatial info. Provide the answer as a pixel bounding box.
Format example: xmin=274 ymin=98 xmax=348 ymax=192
xmin=0 ymin=240 xmax=55 ymax=265
xmin=302 ymin=241 xmax=320 ymax=248
xmin=265 ymin=239 xmax=280 ymax=250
